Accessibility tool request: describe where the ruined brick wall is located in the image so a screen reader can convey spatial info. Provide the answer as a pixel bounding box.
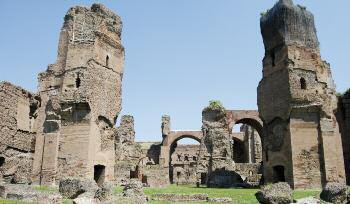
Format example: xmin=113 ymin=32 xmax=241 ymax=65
xmin=0 ymin=82 xmax=38 ymax=184
xmin=139 ymin=165 xmax=169 ymax=188
xmin=196 ymin=103 xmax=235 ymax=187
xmin=161 ymin=115 xmax=171 ymax=139
xmin=258 ymin=0 xmax=345 ymax=188
xmin=114 ymin=115 xmax=142 ymax=184
xmin=337 ymin=92 xmax=350 ymax=185
xmin=136 ymin=143 xmax=169 ymax=187
xmin=235 ymin=163 xmax=262 ymax=187
xmin=171 ymin=145 xmax=199 ymax=185
xmin=138 ymin=142 xmax=161 ymax=165
xmin=32 ymin=4 xmax=125 ymax=185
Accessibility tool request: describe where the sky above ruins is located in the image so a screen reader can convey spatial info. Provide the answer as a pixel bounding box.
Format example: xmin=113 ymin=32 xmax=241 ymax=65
xmin=1 ymin=1 xmax=349 ymax=143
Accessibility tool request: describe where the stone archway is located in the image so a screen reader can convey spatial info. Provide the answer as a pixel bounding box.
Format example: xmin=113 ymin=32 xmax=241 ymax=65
xmin=227 ymin=110 xmax=264 ymax=164
xmin=160 ymin=130 xmax=203 ymax=167
xmin=226 ymin=110 xmax=263 ymax=137
xmin=159 ymin=131 xmax=203 ymax=184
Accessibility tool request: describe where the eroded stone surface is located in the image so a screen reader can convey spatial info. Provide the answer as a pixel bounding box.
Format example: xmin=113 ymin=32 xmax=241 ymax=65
xmin=255 ymin=182 xmax=292 ymax=204
xmin=59 ymin=178 xmax=98 ymax=199
xmin=320 ymin=182 xmax=347 ymax=204
xmin=122 ymin=179 xmax=147 ymax=204
xmin=0 ymin=82 xmax=37 ymax=184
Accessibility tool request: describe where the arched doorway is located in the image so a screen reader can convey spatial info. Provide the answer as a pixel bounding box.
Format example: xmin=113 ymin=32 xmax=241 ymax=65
xmin=231 ymin=119 xmax=263 ymax=164
xmin=169 ymin=136 xmax=200 ymax=185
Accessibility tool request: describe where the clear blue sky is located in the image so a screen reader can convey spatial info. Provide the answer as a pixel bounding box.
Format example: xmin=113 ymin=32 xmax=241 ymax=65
xmin=1 ymin=1 xmax=349 ymax=142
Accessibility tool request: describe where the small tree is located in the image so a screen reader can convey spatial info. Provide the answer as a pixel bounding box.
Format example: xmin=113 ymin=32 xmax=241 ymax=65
xmin=204 ymin=100 xmax=226 ymax=113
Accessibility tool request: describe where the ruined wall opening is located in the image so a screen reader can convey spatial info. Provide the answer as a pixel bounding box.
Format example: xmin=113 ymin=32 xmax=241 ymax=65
xmin=0 ymin=157 xmax=5 ymax=167
xmin=75 ymin=74 xmax=81 ymax=88
xmin=271 ymin=50 xmax=276 ymax=66
xmin=94 ymin=165 xmax=105 ymax=187
xmin=232 ymin=121 xmax=262 ymax=164
xmin=61 ymin=103 xmax=91 ymax=124
xmin=106 ymin=55 xmax=109 ymax=67
xmin=141 ymin=175 xmax=147 ymax=184
xmin=200 ymin=173 xmax=207 ymax=184
xmin=273 ymin=165 xmax=285 ymax=182
xmin=130 ymin=170 xmax=138 ymax=179
xmin=300 ymin=77 xmax=306 ymax=90
xmin=232 ymin=138 xmax=245 ymax=163
xmin=169 ymin=136 xmax=200 ymax=184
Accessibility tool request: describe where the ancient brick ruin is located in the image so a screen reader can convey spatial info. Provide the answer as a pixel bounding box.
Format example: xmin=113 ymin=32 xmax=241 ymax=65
xmin=258 ymin=0 xmax=345 ymax=189
xmin=0 ymin=0 xmax=349 ymax=196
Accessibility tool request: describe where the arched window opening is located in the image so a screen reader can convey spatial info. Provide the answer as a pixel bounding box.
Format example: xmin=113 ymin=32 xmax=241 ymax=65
xmin=273 ymin=165 xmax=285 ymax=182
xmin=106 ymin=55 xmax=109 ymax=67
xmin=300 ymin=77 xmax=307 ymax=90
xmin=271 ymin=50 xmax=276 ymax=66
xmin=184 ymin=155 xmax=189 ymax=161
xmin=75 ymin=74 xmax=81 ymax=88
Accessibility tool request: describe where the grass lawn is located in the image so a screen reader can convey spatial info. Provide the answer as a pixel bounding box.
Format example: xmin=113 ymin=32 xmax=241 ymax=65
xmin=0 ymin=184 xmax=327 ymax=204
xmin=144 ymin=184 xmax=322 ymax=204
xmin=0 ymin=199 xmax=31 ymax=204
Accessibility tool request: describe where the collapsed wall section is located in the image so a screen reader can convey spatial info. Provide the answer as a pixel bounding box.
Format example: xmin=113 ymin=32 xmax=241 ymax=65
xmin=0 ymin=82 xmax=39 ymax=184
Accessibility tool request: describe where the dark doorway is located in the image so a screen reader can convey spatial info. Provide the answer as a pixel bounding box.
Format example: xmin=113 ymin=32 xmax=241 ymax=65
xmin=94 ymin=165 xmax=105 ymax=186
xmin=142 ymin=175 xmax=147 ymax=184
xmin=200 ymin=173 xmax=207 ymax=185
xmin=75 ymin=75 xmax=81 ymax=88
xmin=300 ymin=77 xmax=307 ymax=90
xmin=0 ymin=157 xmax=5 ymax=167
xmin=273 ymin=165 xmax=285 ymax=182
xmin=106 ymin=55 xmax=109 ymax=67
xmin=130 ymin=169 xmax=138 ymax=179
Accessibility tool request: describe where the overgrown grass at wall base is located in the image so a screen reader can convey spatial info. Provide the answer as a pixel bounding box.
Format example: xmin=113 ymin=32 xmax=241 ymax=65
xmin=144 ymin=184 xmax=322 ymax=204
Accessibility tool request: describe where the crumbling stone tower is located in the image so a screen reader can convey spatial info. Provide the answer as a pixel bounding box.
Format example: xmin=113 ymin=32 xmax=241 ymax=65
xmin=258 ymin=0 xmax=345 ymax=189
xmin=32 ymin=4 xmax=124 ymax=185
xmin=196 ymin=102 xmax=234 ymax=187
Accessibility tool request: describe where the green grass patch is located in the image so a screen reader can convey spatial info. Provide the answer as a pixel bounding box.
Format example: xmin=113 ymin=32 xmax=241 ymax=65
xmin=145 ymin=185 xmax=258 ymax=204
xmin=114 ymin=185 xmax=123 ymax=194
xmin=33 ymin=185 xmax=58 ymax=193
xmin=0 ymin=199 xmax=32 ymax=204
xmin=61 ymin=199 xmax=73 ymax=204
xmin=144 ymin=184 xmax=324 ymax=204
xmin=293 ymin=189 xmax=321 ymax=200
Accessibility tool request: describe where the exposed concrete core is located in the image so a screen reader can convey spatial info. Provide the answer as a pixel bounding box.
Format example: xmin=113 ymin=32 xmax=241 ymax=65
xmin=170 ymin=144 xmax=199 ymax=185
xmin=258 ymin=0 xmax=345 ymax=189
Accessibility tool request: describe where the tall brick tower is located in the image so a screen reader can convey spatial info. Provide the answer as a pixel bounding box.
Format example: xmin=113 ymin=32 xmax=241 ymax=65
xmin=258 ymin=0 xmax=345 ymax=188
xmin=32 ymin=4 xmax=124 ymax=185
